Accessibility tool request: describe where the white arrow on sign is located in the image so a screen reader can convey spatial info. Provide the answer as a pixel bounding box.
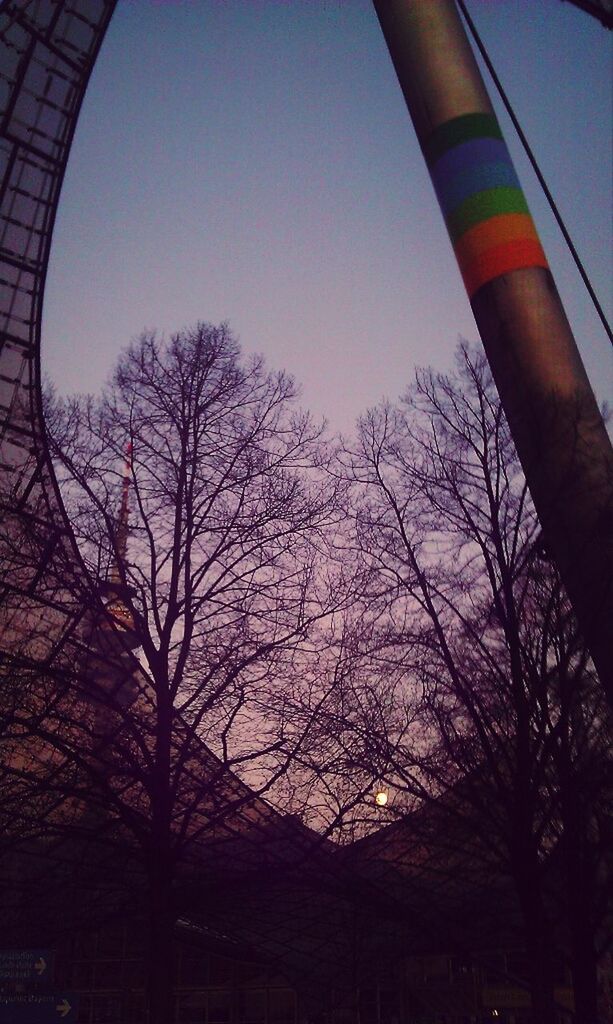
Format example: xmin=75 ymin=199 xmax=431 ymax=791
xmin=34 ymin=957 xmax=46 ymax=975
xmin=56 ymin=999 xmax=71 ymax=1019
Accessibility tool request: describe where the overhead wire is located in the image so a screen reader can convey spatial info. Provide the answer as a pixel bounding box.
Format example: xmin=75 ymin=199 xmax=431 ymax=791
xmin=456 ymin=0 xmax=613 ymax=349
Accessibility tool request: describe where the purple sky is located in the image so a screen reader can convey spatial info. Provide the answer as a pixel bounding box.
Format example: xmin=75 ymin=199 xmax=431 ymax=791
xmin=42 ymin=0 xmax=612 ymax=435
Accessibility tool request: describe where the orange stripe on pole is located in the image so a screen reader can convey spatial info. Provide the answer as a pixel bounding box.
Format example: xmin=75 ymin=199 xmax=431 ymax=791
xmin=455 ymin=212 xmax=539 ymax=260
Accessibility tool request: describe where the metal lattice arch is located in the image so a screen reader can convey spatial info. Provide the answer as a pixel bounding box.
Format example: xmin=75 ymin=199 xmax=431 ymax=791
xmin=0 ymin=0 xmax=117 ymax=667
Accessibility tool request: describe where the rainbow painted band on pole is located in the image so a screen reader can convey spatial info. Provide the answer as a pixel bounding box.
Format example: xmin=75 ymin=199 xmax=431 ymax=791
xmin=425 ymin=113 xmax=548 ymax=297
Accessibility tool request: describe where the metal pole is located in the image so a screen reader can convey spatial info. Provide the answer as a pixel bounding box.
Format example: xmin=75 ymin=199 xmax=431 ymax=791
xmin=372 ymin=0 xmax=613 ymax=701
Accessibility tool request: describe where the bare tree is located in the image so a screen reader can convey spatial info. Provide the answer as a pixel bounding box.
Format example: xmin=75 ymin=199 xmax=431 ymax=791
xmin=342 ymin=342 xmax=611 ymax=1023
xmin=41 ymin=322 xmax=348 ymax=1023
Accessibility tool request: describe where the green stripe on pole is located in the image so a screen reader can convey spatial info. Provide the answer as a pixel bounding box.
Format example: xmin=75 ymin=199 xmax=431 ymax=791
xmin=423 ymin=112 xmax=503 ymax=167
xmin=447 ymin=187 xmax=529 ymax=241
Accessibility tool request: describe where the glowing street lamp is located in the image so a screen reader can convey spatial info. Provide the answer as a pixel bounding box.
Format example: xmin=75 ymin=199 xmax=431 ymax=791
xmin=374 ymin=787 xmax=388 ymax=807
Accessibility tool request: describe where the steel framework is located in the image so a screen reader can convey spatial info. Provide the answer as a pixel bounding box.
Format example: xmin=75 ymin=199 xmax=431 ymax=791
xmin=0 ymin=0 xmax=117 ymax=670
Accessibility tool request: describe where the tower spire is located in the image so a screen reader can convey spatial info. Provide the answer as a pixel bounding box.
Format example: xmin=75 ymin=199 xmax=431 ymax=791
xmin=104 ymin=441 xmax=137 ymax=640
xmin=111 ymin=441 xmax=132 ymax=581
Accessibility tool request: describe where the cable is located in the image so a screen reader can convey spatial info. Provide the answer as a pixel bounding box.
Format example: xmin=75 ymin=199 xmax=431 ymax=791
xmin=456 ymin=0 xmax=613 ymax=349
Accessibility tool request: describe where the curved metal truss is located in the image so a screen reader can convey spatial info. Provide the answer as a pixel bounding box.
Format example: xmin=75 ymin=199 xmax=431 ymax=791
xmin=0 ymin=6 xmax=575 ymax=1016
xmin=0 ymin=0 xmax=117 ymax=664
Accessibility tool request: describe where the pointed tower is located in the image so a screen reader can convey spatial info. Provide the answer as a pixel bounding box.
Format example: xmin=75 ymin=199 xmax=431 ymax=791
xmin=100 ymin=442 xmax=139 ymax=645
xmin=85 ymin=442 xmax=142 ymax=713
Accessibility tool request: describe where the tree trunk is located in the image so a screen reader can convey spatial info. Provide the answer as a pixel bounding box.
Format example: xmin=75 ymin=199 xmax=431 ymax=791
xmin=519 ymin=905 xmax=558 ymax=1024
xmin=570 ymin=933 xmax=599 ymax=1024
xmin=146 ymin=703 xmax=175 ymax=1024
xmin=146 ymin=852 xmax=175 ymax=1024
xmin=567 ymin=849 xmax=600 ymax=1024
xmin=557 ymin=704 xmax=601 ymax=1024
xmin=514 ymin=851 xmax=558 ymax=1024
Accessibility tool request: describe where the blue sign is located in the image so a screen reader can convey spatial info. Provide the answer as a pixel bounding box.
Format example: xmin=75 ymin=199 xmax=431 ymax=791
xmin=0 ymin=993 xmax=78 ymax=1022
xmin=0 ymin=950 xmax=53 ymax=983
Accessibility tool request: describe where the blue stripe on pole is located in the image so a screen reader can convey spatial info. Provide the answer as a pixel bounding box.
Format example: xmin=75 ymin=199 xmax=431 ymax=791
xmin=433 ymin=161 xmax=521 ymax=215
xmin=431 ymin=136 xmax=509 ymax=185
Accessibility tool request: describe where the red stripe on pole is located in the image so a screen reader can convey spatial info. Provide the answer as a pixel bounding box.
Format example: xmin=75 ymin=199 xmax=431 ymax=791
xmin=457 ymin=236 xmax=548 ymax=296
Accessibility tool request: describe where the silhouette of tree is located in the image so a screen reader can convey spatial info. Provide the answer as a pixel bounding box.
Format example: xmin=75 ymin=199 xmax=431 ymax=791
xmin=41 ymin=322 xmax=349 ymax=1023
xmin=341 ymin=342 xmax=611 ymax=1023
